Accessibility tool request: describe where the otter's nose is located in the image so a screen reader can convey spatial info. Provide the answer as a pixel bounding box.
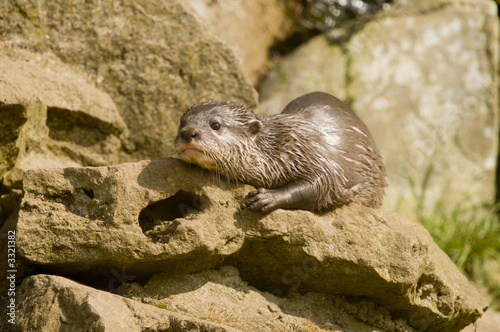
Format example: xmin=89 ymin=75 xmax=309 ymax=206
xmin=179 ymin=127 xmax=198 ymax=142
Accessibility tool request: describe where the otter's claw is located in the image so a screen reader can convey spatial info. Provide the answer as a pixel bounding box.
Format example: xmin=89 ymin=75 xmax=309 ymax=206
xmin=245 ymin=188 xmax=280 ymax=213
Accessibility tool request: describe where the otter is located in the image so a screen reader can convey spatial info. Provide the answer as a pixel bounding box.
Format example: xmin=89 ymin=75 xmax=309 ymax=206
xmin=174 ymin=91 xmax=387 ymax=213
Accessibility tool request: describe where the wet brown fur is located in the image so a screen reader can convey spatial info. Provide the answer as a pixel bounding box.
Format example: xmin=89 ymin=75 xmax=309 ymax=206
xmin=174 ymin=92 xmax=387 ymax=212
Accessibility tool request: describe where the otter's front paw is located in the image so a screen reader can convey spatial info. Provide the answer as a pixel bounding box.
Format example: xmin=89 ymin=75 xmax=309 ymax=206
xmin=245 ymin=188 xmax=280 ymax=213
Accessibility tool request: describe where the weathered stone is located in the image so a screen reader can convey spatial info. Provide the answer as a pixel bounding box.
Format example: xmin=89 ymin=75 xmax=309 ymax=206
xmin=0 ymin=0 xmax=258 ymax=161
xmin=17 ymin=158 xmax=248 ymax=275
xmin=185 ymin=0 xmax=301 ymax=84
xmin=0 ymin=48 xmax=127 ymax=189
xmin=259 ymin=0 xmax=499 ymax=217
xmin=17 ymin=158 xmax=488 ymax=331
xmin=0 ymin=274 xmax=240 ymax=332
xmin=120 ymin=265 xmax=414 ymax=332
xmin=228 ymin=205 xmax=488 ymax=332
xmin=258 ymin=36 xmax=348 ymax=115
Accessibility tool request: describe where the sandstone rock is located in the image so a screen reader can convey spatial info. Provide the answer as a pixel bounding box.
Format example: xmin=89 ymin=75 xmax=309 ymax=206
xmin=258 ymin=36 xmax=348 ymax=115
xmin=184 ymin=0 xmax=301 ymax=84
xmin=228 ymin=205 xmax=488 ymax=332
xmin=258 ymin=0 xmax=499 ymax=217
xmin=0 ymin=48 xmax=127 ymax=189
xmin=0 ymin=274 xmax=240 ymax=332
xmin=18 ymin=158 xmax=248 ymax=275
xmin=120 ymin=265 xmax=413 ymax=332
xmin=0 ymin=0 xmax=258 ymax=161
xmin=17 ymin=158 xmax=488 ymax=331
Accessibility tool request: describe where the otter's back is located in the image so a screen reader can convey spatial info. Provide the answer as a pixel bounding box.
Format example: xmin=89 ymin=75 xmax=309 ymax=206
xmin=282 ymin=91 xmax=375 ymax=144
xmin=282 ymin=91 xmax=347 ymax=116
xmin=281 ymin=92 xmax=386 ymax=206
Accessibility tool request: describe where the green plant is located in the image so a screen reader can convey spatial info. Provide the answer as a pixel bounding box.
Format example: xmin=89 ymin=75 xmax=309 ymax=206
xmin=408 ymin=166 xmax=500 ymax=309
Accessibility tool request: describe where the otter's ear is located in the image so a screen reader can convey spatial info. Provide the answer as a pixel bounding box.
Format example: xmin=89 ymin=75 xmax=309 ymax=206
xmin=248 ymin=120 xmax=262 ymax=135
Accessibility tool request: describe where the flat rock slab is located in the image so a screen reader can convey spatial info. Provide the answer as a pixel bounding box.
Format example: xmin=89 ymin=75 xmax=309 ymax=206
xmin=18 ymin=158 xmax=249 ymax=275
xmin=0 ymin=49 xmax=127 ymax=188
xmin=17 ymin=158 xmax=487 ymax=331
xmin=2 ymin=274 xmax=240 ymax=332
xmin=119 ymin=265 xmax=413 ymax=332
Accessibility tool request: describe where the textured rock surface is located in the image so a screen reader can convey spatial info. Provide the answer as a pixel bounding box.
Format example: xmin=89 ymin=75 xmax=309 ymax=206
xmin=0 ymin=48 xmax=127 ymax=189
xmin=18 ymin=159 xmax=250 ymax=274
xmin=259 ymin=0 xmax=499 ymax=217
xmin=17 ymin=158 xmax=488 ymax=331
xmin=0 ymin=0 xmax=258 ymax=161
xmin=17 ymin=158 xmax=248 ymax=275
xmin=258 ymin=36 xmax=348 ymax=115
xmin=119 ymin=265 xmax=415 ymax=332
xmin=1 ymin=274 xmax=240 ymax=332
xmin=185 ymin=0 xmax=301 ymax=84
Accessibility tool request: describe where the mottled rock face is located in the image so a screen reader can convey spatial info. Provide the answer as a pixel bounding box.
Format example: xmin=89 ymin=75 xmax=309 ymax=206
xmin=0 ymin=49 xmax=127 ymax=190
xmin=259 ymin=0 xmax=499 ymax=217
xmin=127 ymin=266 xmax=414 ymax=332
xmin=348 ymin=0 xmax=499 ymax=216
xmin=185 ymin=0 xmax=301 ymax=84
xmin=15 ymin=158 xmax=487 ymax=331
xmin=0 ymin=0 xmax=257 ymax=161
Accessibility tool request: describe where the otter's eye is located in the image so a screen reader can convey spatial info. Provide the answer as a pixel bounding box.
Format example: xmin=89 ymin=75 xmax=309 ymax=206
xmin=211 ymin=122 xmax=221 ymax=130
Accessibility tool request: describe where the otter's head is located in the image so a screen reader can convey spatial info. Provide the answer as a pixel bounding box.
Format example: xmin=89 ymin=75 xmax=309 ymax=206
xmin=174 ymin=101 xmax=262 ymax=176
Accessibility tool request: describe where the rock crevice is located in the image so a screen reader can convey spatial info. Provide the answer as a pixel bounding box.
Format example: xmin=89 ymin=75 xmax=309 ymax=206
xmin=13 ymin=158 xmax=488 ymax=332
